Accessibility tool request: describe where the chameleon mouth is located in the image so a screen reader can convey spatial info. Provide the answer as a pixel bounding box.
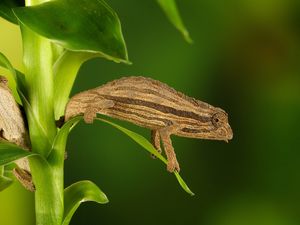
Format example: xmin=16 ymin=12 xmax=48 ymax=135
xmin=218 ymin=125 xmax=233 ymax=142
xmin=224 ymin=125 xmax=233 ymax=142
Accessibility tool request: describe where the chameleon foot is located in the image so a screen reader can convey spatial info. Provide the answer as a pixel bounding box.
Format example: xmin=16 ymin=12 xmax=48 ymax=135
xmin=83 ymin=99 xmax=115 ymax=124
xmin=167 ymin=158 xmax=180 ymax=173
xmin=83 ymin=107 xmax=97 ymax=124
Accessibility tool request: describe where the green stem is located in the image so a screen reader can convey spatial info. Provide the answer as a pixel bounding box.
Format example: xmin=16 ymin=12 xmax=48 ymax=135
xmin=21 ymin=26 xmax=56 ymax=154
xmin=29 ymin=156 xmax=63 ymax=225
xmin=23 ymin=0 xmax=56 ymax=154
xmin=22 ymin=1 xmax=63 ymax=225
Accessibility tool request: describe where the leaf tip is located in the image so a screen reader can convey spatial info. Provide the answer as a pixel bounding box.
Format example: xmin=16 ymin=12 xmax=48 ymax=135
xmin=174 ymin=171 xmax=195 ymax=196
xmin=183 ymin=31 xmax=193 ymax=44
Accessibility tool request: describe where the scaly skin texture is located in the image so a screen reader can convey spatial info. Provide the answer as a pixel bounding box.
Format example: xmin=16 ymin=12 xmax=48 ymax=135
xmin=0 ymin=75 xmax=34 ymax=191
xmin=65 ymin=76 xmax=233 ymax=172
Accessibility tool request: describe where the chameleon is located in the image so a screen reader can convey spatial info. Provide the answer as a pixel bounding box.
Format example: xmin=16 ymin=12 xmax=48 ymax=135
xmin=0 ymin=75 xmax=34 ymax=191
xmin=65 ymin=76 xmax=233 ymax=172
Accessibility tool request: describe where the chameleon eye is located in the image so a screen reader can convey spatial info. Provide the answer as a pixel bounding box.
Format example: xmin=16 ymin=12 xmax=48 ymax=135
xmin=212 ymin=112 xmax=225 ymax=127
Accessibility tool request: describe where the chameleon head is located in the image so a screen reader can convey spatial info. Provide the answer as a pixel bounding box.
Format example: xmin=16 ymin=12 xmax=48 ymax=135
xmin=180 ymin=107 xmax=233 ymax=142
xmin=178 ymin=106 xmax=233 ymax=142
xmin=208 ymin=109 xmax=233 ymax=142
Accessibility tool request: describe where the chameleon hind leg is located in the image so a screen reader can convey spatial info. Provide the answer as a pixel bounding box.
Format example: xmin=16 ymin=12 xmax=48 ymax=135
xmin=150 ymin=130 xmax=162 ymax=158
xmin=0 ymin=134 xmax=35 ymax=191
xmin=159 ymin=125 xmax=180 ymax=173
xmin=13 ymin=167 xmax=35 ymax=192
xmin=83 ymin=97 xmax=115 ymax=124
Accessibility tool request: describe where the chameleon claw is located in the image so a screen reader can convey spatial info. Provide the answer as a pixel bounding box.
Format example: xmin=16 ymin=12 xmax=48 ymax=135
xmin=167 ymin=158 xmax=180 ymax=173
xmin=83 ymin=114 xmax=95 ymax=124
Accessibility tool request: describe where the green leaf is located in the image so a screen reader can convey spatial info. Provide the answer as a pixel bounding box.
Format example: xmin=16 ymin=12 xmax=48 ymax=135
xmin=53 ymin=51 xmax=94 ymax=120
xmin=48 ymin=116 xmax=82 ymax=165
xmin=48 ymin=116 xmax=82 ymax=191
xmin=63 ymin=180 xmax=108 ymax=225
xmin=0 ymin=166 xmax=13 ymax=191
xmin=0 ymin=0 xmax=24 ymax=24
xmin=13 ymin=0 xmax=129 ymax=63
xmin=51 ymin=43 xmax=65 ymax=65
xmin=157 ymin=0 xmax=192 ymax=43
xmin=0 ymin=52 xmax=17 ymax=81
xmin=18 ymin=89 xmax=53 ymax=155
xmin=0 ymin=52 xmax=26 ymax=101
xmin=0 ymin=175 xmax=13 ymax=192
xmin=0 ymin=140 xmax=35 ymax=166
xmin=95 ymin=118 xmax=194 ymax=196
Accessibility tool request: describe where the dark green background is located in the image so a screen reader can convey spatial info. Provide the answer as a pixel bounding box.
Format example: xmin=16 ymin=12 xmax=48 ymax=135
xmin=68 ymin=0 xmax=300 ymax=224
xmin=2 ymin=0 xmax=300 ymax=224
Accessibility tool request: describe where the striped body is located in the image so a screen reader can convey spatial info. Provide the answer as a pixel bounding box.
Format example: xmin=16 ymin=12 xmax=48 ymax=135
xmin=65 ymin=76 xmax=233 ymax=172
xmin=66 ymin=76 xmax=232 ymax=140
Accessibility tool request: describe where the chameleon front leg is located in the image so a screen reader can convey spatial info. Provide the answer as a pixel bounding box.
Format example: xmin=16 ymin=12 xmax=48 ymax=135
xmin=159 ymin=124 xmax=181 ymax=172
xmin=83 ymin=98 xmax=115 ymax=124
xmin=150 ymin=130 xmax=162 ymax=158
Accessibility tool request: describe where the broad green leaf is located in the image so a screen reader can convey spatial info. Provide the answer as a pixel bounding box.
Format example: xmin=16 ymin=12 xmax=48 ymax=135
xmin=157 ymin=0 xmax=192 ymax=43
xmin=53 ymin=51 xmax=93 ymax=120
xmin=63 ymin=180 xmax=108 ymax=225
xmin=48 ymin=116 xmax=82 ymax=191
xmin=13 ymin=0 xmax=129 ymax=63
xmin=0 ymin=0 xmax=24 ymax=24
xmin=95 ymin=118 xmax=194 ymax=196
xmin=0 ymin=140 xmax=35 ymax=166
xmin=0 ymin=166 xmax=13 ymax=191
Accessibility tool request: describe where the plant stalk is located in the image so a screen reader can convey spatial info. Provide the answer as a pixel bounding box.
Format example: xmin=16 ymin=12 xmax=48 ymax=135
xmin=22 ymin=0 xmax=64 ymax=224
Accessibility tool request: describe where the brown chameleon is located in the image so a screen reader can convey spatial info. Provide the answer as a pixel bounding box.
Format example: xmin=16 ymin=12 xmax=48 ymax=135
xmin=0 ymin=75 xmax=34 ymax=191
xmin=65 ymin=76 xmax=233 ymax=172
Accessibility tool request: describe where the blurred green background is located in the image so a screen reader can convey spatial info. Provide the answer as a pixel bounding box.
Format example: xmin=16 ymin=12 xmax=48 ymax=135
xmin=1 ymin=0 xmax=300 ymax=224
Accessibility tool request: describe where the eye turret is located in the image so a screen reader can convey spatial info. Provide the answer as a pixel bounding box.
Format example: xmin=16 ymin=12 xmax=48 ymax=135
xmin=212 ymin=112 xmax=228 ymax=128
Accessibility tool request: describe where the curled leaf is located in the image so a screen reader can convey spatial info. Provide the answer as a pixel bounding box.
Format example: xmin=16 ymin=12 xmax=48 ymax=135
xmin=48 ymin=116 xmax=82 ymax=192
xmin=63 ymin=180 xmax=108 ymax=225
xmin=53 ymin=51 xmax=93 ymax=120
